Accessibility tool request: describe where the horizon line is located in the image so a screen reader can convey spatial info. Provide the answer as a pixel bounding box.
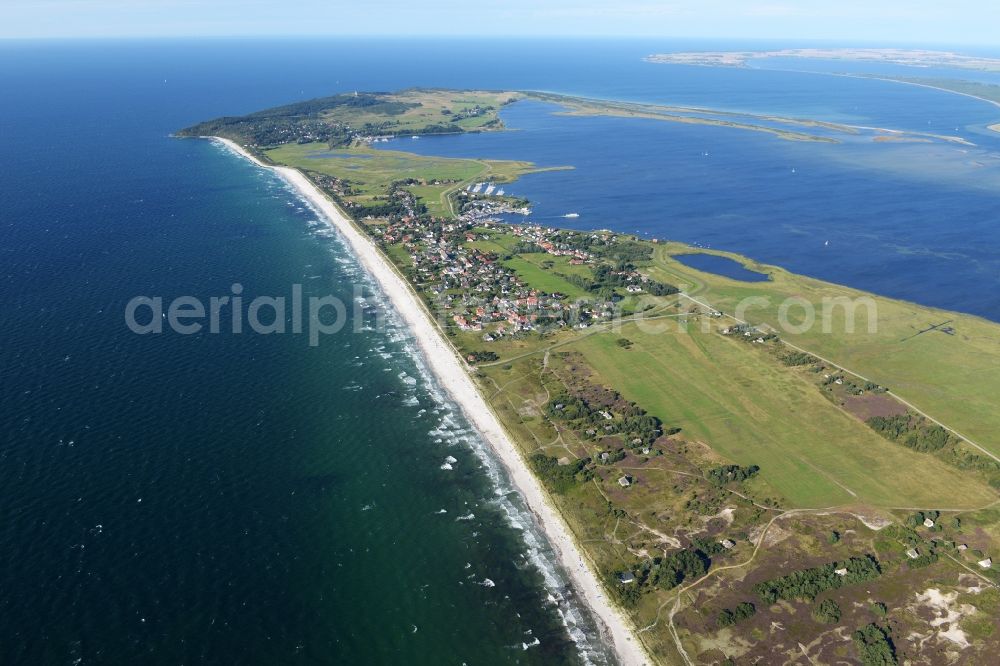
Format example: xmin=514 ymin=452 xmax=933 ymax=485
xmin=0 ymin=35 xmax=995 ymax=49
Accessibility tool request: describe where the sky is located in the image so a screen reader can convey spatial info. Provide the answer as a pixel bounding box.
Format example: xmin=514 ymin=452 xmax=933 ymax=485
xmin=2 ymin=0 xmax=999 ymax=46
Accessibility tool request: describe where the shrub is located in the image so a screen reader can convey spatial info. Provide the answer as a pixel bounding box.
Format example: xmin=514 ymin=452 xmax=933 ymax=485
xmin=753 ymin=555 xmax=881 ymax=604
xmin=717 ymin=602 xmax=756 ymax=627
xmin=812 ymin=598 xmax=842 ymax=624
xmin=852 ymin=623 xmax=897 ymax=666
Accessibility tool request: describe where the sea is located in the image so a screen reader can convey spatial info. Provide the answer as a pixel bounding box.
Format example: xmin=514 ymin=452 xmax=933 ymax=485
xmin=2 ymin=38 xmax=1000 ymax=665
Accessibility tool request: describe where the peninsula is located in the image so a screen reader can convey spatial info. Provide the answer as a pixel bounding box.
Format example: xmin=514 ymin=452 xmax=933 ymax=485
xmin=181 ymin=89 xmax=1000 ymax=665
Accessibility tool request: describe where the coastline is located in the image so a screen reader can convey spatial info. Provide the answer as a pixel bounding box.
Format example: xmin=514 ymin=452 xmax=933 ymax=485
xmin=210 ymin=137 xmax=652 ymax=666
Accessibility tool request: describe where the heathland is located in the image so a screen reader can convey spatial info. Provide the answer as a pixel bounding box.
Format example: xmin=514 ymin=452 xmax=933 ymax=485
xmin=183 ymin=88 xmax=1000 ymax=665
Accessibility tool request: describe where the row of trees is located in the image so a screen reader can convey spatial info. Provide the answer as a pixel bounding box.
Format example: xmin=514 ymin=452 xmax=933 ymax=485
xmin=562 ymin=263 xmax=678 ymax=300
xmin=866 ymin=414 xmax=951 ymax=452
xmin=752 ymin=555 xmax=882 ymax=604
xmin=706 ymin=464 xmax=760 ymax=486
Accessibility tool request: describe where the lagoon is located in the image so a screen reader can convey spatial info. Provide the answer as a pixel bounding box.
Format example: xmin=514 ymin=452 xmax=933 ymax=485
xmin=673 ymin=253 xmax=770 ymax=282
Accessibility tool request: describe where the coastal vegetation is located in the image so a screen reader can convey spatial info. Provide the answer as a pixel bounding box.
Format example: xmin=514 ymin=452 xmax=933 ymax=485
xmin=177 ymin=89 xmax=521 ymax=147
xmin=852 ymin=623 xmax=898 ymax=666
xmin=752 ymin=555 xmax=882 ymax=604
xmin=189 ymin=87 xmax=1000 ymax=665
xmin=529 ymin=91 xmax=847 ymax=143
xmin=716 ymin=602 xmax=756 ymax=627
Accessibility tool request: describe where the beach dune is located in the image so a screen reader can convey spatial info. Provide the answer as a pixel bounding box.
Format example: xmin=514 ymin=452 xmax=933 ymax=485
xmin=211 ymin=137 xmax=651 ymax=666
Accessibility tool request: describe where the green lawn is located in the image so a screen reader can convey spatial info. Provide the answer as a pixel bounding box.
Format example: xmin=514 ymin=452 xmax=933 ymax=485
xmin=503 ymin=255 xmax=592 ymax=299
xmin=570 ymin=323 xmax=995 ymax=509
xmin=465 ymin=229 xmax=522 ymax=254
xmin=645 ymin=243 xmax=1000 ymax=458
xmin=384 ymin=242 xmax=412 ymax=268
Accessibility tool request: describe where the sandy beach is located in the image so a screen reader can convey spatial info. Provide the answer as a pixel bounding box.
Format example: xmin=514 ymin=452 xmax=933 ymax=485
xmin=211 ymin=137 xmax=652 ymax=665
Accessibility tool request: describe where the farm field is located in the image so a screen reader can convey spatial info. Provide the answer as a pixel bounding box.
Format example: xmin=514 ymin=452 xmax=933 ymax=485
xmin=569 ymin=322 xmax=995 ymax=509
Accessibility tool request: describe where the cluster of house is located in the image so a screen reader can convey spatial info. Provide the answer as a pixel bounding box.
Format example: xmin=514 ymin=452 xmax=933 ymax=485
xmin=905 ymin=516 xmax=993 ymax=569
xmin=720 ymin=325 xmax=766 ymax=343
xmin=508 ymin=225 xmax=592 ymax=264
xmin=376 ymin=212 xmax=630 ymax=338
xmin=455 ymin=194 xmax=531 ymax=221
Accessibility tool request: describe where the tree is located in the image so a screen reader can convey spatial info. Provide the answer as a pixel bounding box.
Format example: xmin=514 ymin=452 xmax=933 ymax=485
xmin=852 ymin=624 xmax=897 ymax=666
xmin=717 ymin=602 xmax=755 ymax=627
xmin=812 ymin=598 xmax=842 ymax=624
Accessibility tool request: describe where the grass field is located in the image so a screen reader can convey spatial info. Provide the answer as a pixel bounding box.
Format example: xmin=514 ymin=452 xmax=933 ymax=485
xmin=465 ymin=229 xmax=522 ymax=254
xmin=318 ymin=89 xmax=520 ymax=133
xmin=265 ymin=143 xmax=550 ymax=218
xmin=569 ymin=323 xmax=995 ymax=509
xmin=502 ymin=255 xmax=592 ymax=299
xmin=645 ymin=243 xmax=1000 ymax=459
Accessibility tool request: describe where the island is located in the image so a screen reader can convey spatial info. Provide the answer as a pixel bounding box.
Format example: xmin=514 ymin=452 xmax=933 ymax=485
xmin=180 ymin=89 xmax=1000 ymax=665
xmin=645 ymin=48 xmax=1000 ymax=73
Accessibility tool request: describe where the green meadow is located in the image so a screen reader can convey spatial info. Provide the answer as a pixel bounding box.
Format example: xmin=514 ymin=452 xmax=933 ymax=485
xmin=645 ymin=243 xmax=1000 ymax=459
xmin=265 ymin=143 xmax=551 ymax=218
xmin=570 ymin=323 xmax=995 ymax=509
xmin=502 ymin=255 xmax=592 ymax=299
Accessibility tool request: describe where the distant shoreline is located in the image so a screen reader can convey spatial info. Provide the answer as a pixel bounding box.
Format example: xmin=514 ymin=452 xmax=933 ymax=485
xmin=207 ymin=136 xmax=653 ymax=666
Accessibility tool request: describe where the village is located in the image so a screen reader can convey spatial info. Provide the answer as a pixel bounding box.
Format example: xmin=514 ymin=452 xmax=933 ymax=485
xmin=370 ymin=185 xmax=659 ymax=343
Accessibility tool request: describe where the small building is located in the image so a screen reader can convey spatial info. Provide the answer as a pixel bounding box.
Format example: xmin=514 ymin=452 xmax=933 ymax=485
xmin=979 ymin=558 xmax=993 ymax=569
xmin=958 ymin=544 xmax=968 ymax=552
xmin=834 ymin=568 xmax=848 ymax=576
xmin=923 ymin=518 xmax=935 ymax=528
xmin=720 ymin=539 xmax=735 ymax=550
xmin=618 ymin=475 xmax=632 ymax=488
xmin=618 ymin=571 xmax=636 ymax=584
xmin=906 ymin=548 xmax=920 ymax=559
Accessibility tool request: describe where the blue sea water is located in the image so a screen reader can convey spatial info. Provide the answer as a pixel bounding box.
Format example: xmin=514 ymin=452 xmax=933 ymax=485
xmin=379 ymin=99 xmax=1000 ymax=321
xmin=2 ymin=37 xmax=1000 ymax=665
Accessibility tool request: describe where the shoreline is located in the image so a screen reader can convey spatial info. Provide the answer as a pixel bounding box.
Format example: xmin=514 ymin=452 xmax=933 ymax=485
xmin=209 ymin=137 xmax=652 ymax=666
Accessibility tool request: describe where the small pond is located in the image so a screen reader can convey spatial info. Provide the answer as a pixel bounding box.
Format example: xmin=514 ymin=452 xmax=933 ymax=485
xmin=673 ymin=253 xmax=770 ymax=282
